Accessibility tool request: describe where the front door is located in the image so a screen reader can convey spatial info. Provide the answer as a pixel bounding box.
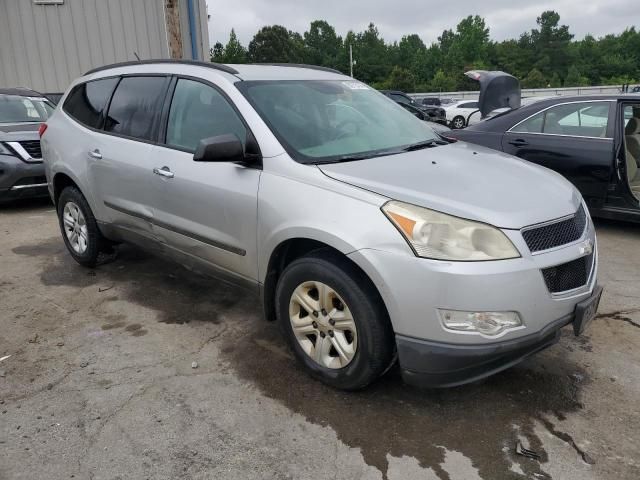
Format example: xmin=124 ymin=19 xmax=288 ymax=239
xmin=150 ymin=78 xmax=261 ymax=283
xmin=502 ymin=101 xmax=614 ymax=208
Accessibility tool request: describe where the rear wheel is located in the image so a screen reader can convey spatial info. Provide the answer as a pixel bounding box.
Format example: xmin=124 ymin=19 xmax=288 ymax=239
xmin=452 ymin=115 xmax=466 ymax=129
xmin=275 ymin=252 xmax=395 ymax=390
xmin=57 ymin=187 xmax=107 ymax=267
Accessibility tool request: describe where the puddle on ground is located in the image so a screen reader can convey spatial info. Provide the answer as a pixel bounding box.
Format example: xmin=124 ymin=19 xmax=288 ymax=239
xmin=226 ymin=324 xmax=592 ymax=480
xmin=14 ymin=237 xmax=595 ymax=479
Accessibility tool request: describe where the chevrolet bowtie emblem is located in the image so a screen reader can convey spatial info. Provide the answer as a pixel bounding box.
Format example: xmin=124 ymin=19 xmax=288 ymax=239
xmin=579 ymin=239 xmax=593 ymax=256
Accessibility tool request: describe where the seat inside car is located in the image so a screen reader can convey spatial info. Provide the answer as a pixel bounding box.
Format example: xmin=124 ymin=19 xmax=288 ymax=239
xmin=625 ymin=116 xmax=640 ymax=195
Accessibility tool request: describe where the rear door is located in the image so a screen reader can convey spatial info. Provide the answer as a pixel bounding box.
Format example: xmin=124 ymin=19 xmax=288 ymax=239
xmin=502 ymin=100 xmax=614 ymax=207
xmin=91 ymin=75 xmax=170 ymax=238
xmin=149 ymin=77 xmax=261 ymax=282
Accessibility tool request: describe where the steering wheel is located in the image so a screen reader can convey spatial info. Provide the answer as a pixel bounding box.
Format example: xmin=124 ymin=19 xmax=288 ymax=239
xmin=333 ymin=119 xmax=360 ymax=140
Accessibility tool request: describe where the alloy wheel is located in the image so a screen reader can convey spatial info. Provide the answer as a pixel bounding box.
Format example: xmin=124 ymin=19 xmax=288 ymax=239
xmin=62 ymin=201 xmax=88 ymax=254
xmin=288 ymin=281 xmax=358 ymax=369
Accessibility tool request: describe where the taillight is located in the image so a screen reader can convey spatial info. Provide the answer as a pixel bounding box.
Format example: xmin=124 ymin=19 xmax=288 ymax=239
xmin=38 ymin=123 xmax=48 ymax=138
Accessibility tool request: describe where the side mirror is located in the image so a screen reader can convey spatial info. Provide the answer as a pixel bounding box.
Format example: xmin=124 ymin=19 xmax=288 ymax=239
xmin=193 ymin=134 xmax=244 ymax=163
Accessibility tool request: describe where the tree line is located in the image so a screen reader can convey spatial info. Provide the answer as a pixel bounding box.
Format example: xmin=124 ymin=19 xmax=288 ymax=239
xmin=210 ymin=11 xmax=640 ymax=93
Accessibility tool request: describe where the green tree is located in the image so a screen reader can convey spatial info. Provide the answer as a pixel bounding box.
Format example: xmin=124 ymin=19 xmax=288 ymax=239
xmin=430 ymin=69 xmax=456 ymax=92
xmin=564 ymin=65 xmax=590 ymax=86
xmin=303 ymin=20 xmax=342 ymax=68
xmin=247 ymin=25 xmax=303 ymax=63
xmin=210 ymin=42 xmax=224 ymax=62
xmin=220 ymin=29 xmax=247 ymax=63
xmin=530 ymin=11 xmax=573 ymax=78
xmin=383 ymin=66 xmax=417 ymax=92
xmin=351 ymin=23 xmax=390 ymax=84
xmin=522 ymin=68 xmax=546 ymax=88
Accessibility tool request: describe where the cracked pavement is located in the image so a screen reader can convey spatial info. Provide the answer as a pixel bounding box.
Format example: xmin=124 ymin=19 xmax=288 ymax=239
xmin=1 ymin=199 xmax=639 ymax=479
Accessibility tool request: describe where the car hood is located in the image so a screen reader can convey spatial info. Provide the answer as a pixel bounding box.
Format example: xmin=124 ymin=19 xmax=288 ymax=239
xmin=0 ymin=122 xmax=40 ymax=141
xmin=318 ymin=142 xmax=580 ymax=229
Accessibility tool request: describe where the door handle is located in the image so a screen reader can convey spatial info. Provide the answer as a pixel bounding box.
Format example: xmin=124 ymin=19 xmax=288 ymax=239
xmin=508 ymin=139 xmax=529 ymax=147
xmin=88 ymin=149 xmax=102 ymax=159
xmin=153 ymin=166 xmax=174 ymax=178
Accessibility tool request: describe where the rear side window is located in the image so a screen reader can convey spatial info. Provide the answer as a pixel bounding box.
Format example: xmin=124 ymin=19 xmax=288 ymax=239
xmin=104 ymin=76 xmax=168 ymax=141
xmin=63 ymin=78 xmax=119 ymax=128
xmin=512 ymin=102 xmax=610 ymax=137
xmin=390 ymin=93 xmax=410 ymax=104
xmin=165 ymin=79 xmax=246 ymax=152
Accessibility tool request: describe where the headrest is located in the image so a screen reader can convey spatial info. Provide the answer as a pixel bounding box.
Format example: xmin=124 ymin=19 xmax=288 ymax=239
xmin=626 ymin=117 xmax=639 ymax=135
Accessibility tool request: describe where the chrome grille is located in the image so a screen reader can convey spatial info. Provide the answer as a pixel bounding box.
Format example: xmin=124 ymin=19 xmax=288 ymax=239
xmin=522 ymin=205 xmax=587 ymax=253
xmin=17 ymin=140 xmax=42 ymax=159
xmin=541 ymin=252 xmax=593 ymax=294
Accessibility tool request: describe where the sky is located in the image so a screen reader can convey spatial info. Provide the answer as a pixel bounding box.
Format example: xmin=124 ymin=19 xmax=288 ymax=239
xmin=206 ymin=0 xmax=639 ymax=48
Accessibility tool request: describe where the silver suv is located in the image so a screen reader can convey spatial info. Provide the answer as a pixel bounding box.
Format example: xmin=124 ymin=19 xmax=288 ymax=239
xmin=41 ymin=61 xmax=602 ymax=390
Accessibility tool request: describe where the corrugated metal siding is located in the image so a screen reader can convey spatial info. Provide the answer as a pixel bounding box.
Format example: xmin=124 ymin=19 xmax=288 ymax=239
xmin=0 ymin=0 xmax=170 ymax=92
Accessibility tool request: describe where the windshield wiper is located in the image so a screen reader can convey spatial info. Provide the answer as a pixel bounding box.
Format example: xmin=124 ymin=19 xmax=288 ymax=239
xmin=403 ymin=139 xmax=449 ymax=152
xmin=314 ymin=151 xmax=397 ymax=165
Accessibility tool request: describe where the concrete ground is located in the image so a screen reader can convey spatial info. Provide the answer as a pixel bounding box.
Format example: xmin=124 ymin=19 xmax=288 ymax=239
xmin=0 ymin=199 xmax=639 ymax=480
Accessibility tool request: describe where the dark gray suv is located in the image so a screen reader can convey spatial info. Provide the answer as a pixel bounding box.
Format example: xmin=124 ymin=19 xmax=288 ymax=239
xmin=0 ymin=88 xmax=53 ymax=202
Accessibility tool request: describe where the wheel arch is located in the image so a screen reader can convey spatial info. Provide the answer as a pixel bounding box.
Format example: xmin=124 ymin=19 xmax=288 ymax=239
xmin=261 ymin=237 xmax=389 ymax=326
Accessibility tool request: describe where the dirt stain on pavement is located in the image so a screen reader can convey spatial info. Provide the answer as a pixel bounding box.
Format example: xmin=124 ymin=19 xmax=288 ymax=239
xmin=226 ymin=324 xmax=592 ymax=480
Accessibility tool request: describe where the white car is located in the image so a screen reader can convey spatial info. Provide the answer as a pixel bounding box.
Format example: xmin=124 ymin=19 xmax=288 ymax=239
xmin=444 ymin=100 xmax=479 ymax=129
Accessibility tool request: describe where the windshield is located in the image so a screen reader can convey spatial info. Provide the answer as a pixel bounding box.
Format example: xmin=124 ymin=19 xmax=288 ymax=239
xmin=237 ymin=80 xmax=439 ymax=163
xmin=0 ymin=95 xmax=54 ymax=123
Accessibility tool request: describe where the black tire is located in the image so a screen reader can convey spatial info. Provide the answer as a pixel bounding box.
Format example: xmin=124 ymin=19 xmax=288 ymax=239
xmin=452 ymin=115 xmax=466 ymax=129
xmin=57 ymin=186 xmax=106 ymax=267
xmin=275 ymin=251 xmax=395 ymax=390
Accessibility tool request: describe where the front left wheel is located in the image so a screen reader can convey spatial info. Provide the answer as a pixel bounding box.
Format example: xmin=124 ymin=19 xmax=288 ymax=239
xmin=275 ymin=251 xmax=395 ymax=390
xmin=57 ymin=186 xmax=107 ymax=267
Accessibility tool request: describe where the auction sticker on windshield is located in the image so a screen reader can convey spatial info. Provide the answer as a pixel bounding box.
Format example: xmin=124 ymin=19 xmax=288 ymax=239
xmin=342 ymin=81 xmax=369 ymax=90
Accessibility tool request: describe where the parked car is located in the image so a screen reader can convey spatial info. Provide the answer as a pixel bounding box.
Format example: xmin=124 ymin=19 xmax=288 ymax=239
xmin=448 ymin=72 xmax=640 ymax=223
xmin=443 ymin=100 xmax=480 ymax=129
xmin=398 ymin=102 xmax=451 ymax=134
xmin=42 ymin=61 xmax=601 ymax=390
xmin=380 ymin=90 xmax=447 ymax=124
xmin=0 ymin=88 xmax=54 ymax=203
xmin=420 ymin=97 xmax=441 ymax=106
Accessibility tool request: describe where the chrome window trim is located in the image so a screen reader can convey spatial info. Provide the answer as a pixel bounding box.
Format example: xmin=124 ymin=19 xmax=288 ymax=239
xmin=507 ymin=99 xmax=616 ymax=139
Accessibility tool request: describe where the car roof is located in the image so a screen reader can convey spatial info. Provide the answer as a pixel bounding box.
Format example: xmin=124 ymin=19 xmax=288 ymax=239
xmin=0 ymin=87 xmax=44 ymax=97
xmin=83 ymin=59 xmax=348 ymax=82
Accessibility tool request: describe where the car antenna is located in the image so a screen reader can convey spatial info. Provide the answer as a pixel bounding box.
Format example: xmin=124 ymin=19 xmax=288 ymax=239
xmin=133 ymin=52 xmax=141 ymax=62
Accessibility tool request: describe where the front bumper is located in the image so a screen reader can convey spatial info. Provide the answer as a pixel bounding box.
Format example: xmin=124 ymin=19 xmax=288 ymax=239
xmin=0 ymin=154 xmax=48 ymax=202
xmin=398 ymin=285 xmax=602 ymax=387
xmin=347 ymin=217 xmax=599 ymax=386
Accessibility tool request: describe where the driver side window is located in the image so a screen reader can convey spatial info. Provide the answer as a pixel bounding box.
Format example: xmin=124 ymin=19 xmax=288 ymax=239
xmin=166 ymin=79 xmax=246 ymax=152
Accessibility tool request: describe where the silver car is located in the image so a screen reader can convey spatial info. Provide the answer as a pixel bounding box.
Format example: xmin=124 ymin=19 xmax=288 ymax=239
xmin=41 ymin=61 xmax=602 ymax=390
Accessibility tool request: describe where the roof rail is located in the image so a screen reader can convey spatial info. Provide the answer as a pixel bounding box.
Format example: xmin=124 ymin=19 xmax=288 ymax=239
xmin=84 ymin=59 xmax=239 ymax=76
xmin=248 ymin=63 xmax=343 ymax=74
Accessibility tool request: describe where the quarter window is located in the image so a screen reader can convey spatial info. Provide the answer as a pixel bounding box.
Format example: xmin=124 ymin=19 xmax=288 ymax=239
xmin=63 ymin=78 xmax=119 ymax=128
xmin=104 ymin=76 xmax=168 ymax=141
xmin=512 ymin=102 xmax=610 ymax=137
xmin=165 ymin=79 xmax=246 ymax=152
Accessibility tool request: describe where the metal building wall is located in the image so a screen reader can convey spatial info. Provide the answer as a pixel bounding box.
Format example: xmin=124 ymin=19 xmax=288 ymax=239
xmin=0 ymin=0 xmax=210 ymax=93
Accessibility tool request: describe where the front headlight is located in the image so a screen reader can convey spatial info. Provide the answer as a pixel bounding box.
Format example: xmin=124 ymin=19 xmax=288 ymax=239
xmin=382 ymin=200 xmax=520 ymax=261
